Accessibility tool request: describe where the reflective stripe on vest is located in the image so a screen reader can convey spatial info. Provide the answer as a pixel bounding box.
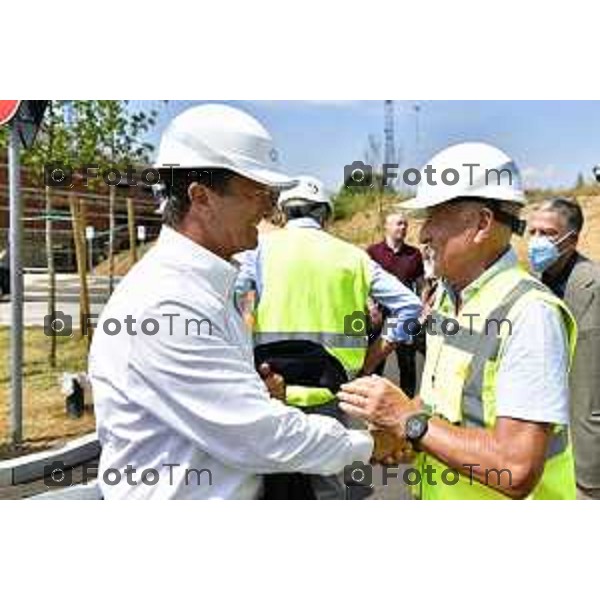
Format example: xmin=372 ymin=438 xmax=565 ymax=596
xmin=433 ymin=278 xmax=570 ymax=460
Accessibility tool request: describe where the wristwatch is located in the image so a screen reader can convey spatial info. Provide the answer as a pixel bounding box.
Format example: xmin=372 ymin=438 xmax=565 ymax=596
xmin=404 ymin=412 xmax=431 ymax=446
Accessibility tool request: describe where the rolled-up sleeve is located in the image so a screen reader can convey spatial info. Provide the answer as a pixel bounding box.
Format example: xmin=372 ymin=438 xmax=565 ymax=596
xmin=127 ymin=300 xmax=373 ymax=475
xmin=495 ymin=300 xmax=570 ymax=425
xmin=369 ymin=260 xmax=422 ymax=343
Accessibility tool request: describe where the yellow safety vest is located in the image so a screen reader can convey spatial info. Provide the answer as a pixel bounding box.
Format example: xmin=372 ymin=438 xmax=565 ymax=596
xmin=416 ymin=264 xmax=577 ymax=500
xmin=253 ymin=226 xmax=371 ymax=407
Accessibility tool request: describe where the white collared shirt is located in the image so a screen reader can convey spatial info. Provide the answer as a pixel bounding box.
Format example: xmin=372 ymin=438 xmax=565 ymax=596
xmin=89 ymin=226 xmax=373 ymax=499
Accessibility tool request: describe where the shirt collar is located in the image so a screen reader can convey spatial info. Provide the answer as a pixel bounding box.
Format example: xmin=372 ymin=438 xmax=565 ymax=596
xmin=285 ymin=217 xmax=322 ymax=230
xmin=442 ymin=246 xmax=518 ymax=308
xmin=384 ymin=237 xmax=404 ymax=253
xmin=157 ymin=226 xmax=239 ymax=299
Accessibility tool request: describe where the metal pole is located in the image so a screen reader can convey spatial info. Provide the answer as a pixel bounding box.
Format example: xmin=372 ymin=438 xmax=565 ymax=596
xmin=9 ymin=121 xmax=23 ymax=445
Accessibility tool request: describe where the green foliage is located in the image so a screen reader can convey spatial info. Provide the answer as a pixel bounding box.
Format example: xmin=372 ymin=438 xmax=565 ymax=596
xmin=0 ymin=101 xmax=165 ymax=187
xmin=332 ymin=174 xmax=402 ymax=221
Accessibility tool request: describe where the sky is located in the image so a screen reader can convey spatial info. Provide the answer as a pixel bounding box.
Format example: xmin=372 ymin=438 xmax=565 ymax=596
xmin=134 ymin=100 xmax=600 ymax=194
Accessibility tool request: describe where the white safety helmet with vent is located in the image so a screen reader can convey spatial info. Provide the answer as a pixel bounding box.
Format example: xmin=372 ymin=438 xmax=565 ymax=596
xmin=155 ymin=103 xmax=296 ymax=190
xmin=402 ymin=142 xmax=525 ymax=211
xmin=277 ymin=175 xmax=333 ymax=212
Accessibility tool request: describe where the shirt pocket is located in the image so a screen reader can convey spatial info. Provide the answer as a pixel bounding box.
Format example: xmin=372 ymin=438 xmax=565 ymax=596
xmin=431 ymin=350 xmax=471 ymax=423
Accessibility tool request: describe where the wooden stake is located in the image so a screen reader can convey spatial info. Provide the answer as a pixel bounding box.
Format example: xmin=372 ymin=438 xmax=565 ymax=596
xmin=70 ymin=195 xmax=92 ymax=341
xmin=127 ymin=197 xmax=137 ymax=266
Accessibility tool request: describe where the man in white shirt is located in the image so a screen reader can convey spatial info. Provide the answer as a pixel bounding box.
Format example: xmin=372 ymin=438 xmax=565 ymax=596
xmin=89 ymin=104 xmax=403 ymax=499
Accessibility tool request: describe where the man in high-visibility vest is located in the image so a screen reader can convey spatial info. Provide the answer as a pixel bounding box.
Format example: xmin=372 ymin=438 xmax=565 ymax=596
xmin=339 ymin=142 xmax=577 ymax=500
xmin=236 ymin=175 xmax=421 ymax=498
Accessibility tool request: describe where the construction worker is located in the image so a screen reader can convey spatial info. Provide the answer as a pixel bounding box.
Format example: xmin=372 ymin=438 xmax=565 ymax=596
xmin=236 ymin=175 xmax=422 ymax=498
xmin=339 ymin=142 xmax=578 ymax=500
xmin=528 ymin=198 xmax=600 ymax=500
xmin=89 ymin=104 xmax=406 ymax=500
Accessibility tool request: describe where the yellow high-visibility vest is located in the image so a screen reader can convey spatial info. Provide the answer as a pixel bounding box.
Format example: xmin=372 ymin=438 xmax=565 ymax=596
xmin=253 ymin=226 xmax=371 ymax=407
xmin=417 ymin=264 xmax=577 ymax=500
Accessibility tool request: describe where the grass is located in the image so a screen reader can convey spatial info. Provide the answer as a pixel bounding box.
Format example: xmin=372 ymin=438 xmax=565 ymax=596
xmin=0 ymin=327 xmax=95 ymax=459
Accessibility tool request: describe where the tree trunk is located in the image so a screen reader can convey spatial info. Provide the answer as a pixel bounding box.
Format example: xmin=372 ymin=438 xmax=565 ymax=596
xmin=108 ymin=185 xmax=116 ymax=295
xmin=127 ymin=197 xmax=137 ymax=267
xmin=70 ymin=196 xmax=91 ymax=341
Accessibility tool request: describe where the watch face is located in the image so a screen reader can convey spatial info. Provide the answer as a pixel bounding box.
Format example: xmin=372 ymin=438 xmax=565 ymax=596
xmin=407 ymin=416 xmax=426 ymax=440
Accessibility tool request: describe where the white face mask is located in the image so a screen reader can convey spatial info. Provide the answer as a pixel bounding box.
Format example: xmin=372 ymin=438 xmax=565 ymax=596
xmin=527 ymin=230 xmax=575 ymax=274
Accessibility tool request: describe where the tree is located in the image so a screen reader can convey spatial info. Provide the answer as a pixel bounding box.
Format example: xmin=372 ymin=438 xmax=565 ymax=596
xmin=71 ymin=101 xmax=160 ymax=294
xmin=0 ymin=101 xmax=165 ymax=363
xmin=1 ymin=102 xmax=74 ymax=366
xmin=576 ymin=172 xmax=585 ymax=189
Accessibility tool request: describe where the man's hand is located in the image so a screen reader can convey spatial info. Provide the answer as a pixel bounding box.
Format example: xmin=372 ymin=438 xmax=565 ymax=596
xmin=338 ymin=375 xmax=420 ymax=433
xmin=258 ymin=363 xmax=286 ymax=401
xmin=360 ymin=338 xmax=397 ymax=376
xmin=371 ymin=428 xmax=415 ymax=465
xmin=367 ymin=298 xmax=384 ymax=329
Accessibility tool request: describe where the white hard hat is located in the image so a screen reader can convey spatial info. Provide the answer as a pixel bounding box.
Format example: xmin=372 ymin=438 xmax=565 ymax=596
xmin=155 ymin=103 xmax=296 ymax=190
xmin=402 ymin=142 xmax=525 ymax=211
xmin=278 ymin=175 xmax=333 ymax=211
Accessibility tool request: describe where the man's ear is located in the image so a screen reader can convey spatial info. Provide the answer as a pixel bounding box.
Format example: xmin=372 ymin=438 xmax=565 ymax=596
xmin=188 ymin=182 xmax=210 ymax=210
xmin=473 ymin=206 xmax=494 ymax=244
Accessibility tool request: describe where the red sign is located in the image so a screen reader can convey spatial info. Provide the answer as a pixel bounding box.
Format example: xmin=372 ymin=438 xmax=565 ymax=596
xmin=0 ymin=100 xmax=22 ymax=126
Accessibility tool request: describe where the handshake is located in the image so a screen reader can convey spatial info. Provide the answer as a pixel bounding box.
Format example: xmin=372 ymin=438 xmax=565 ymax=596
xmin=258 ymin=361 xmax=419 ymax=466
xmin=338 ymin=375 xmax=424 ymax=466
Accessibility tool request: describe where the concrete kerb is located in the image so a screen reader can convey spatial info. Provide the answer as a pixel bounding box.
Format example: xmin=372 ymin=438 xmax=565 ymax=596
xmin=0 ymin=433 xmax=100 ymax=487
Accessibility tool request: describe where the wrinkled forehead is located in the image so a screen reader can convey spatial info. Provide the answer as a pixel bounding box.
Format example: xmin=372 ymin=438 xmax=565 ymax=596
xmin=424 ymin=199 xmax=479 ymax=221
xmin=529 ymin=208 xmax=567 ymax=233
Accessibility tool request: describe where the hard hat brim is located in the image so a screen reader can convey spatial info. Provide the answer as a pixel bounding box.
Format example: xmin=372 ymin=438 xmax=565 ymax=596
xmin=400 ymin=196 xmax=441 ymax=211
xmin=400 ymin=193 xmax=527 ymax=213
xmin=234 ymin=165 xmax=298 ymax=191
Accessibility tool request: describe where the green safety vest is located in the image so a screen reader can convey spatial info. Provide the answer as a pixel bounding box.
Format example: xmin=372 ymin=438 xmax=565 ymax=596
xmin=416 ymin=264 xmax=577 ymax=500
xmin=253 ymin=226 xmax=371 ymax=407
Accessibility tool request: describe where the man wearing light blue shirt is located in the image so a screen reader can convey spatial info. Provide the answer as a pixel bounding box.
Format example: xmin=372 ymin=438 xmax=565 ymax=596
xmin=235 ymin=176 xmax=421 ymax=498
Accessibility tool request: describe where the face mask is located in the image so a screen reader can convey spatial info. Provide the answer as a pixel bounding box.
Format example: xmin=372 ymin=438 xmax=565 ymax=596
xmin=527 ymin=231 xmax=574 ymax=274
